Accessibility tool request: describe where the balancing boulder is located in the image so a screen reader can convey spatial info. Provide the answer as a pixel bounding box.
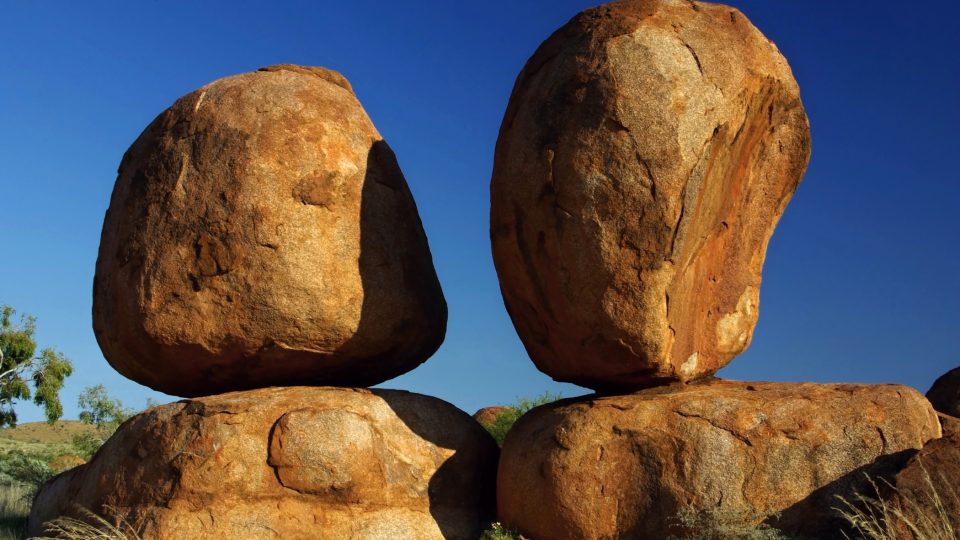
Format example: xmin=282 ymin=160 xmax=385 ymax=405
xmin=93 ymin=65 xmax=446 ymax=396
xmin=28 ymin=387 xmax=498 ymax=539
xmin=490 ymin=0 xmax=811 ymax=391
xmin=497 ymin=380 xmax=940 ymax=539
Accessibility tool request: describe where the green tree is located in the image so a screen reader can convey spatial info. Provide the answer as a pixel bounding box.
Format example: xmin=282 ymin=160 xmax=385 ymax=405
xmin=0 ymin=305 xmax=73 ymax=427
xmin=77 ymin=384 xmax=134 ymax=437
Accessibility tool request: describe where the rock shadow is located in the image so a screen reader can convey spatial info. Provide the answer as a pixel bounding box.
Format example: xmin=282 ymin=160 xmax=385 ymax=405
xmin=320 ymin=139 xmax=447 ymax=386
xmin=375 ymin=389 xmax=499 ymax=540
xmin=768 ymin=448 xmax=917 ymax=539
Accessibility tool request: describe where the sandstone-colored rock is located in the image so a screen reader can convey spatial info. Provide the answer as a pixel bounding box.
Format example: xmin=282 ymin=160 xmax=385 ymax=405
xmin=938 ymin=412 xmax=960 ymax=436
xmin=927 ymin=366 xmax=960 ymax=417
xmin=46 ymin=454 xmax=85 ymax=472
xmin=93 ymin=65 xmax=446 ymax=397
xmin=886 ymin=432 xmax=960 ymax=539
xmin=28 ymin=387 xmax=497 ymax=540
xmin=497 ymin=380 xmax=940 ymax=539
xmin=473 ymin=406 xmax=512 ymax=426
xmin=490 ymin=0 xmax=811 ymax=391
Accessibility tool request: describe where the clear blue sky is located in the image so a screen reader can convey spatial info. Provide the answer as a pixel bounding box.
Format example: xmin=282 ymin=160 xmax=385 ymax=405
xmin=1 ymin=1 xmax=958 ymax=422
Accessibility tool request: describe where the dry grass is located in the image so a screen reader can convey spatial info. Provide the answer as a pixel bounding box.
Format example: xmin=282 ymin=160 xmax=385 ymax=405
xmin=30 ymin=507 xmax=142 ymax=540
xmin=0 ymin=422 xmax=97 ymax=446
xmin=0 ymin=484 xmax=30 ymax=540
xmin=834 ymin=461 xmax=957 ymax=540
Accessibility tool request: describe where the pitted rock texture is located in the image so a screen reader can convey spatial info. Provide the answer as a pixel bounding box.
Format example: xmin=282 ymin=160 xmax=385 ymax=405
xmin=490 ymin=0 xmax=811 ymax=391
xmin=927 ymin=366 xmax=960 ymax=417
xmin=497 ymin=380 xmax=940 ymax=540
xmin=93 ymin=65 xmax=446 ymax=397
xmin=28 ymin=387 xmax=498 ymax=540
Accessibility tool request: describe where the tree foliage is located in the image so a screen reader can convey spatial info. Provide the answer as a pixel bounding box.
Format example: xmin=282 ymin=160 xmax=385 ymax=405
xmin=78 ymin=384 xmax=134 ymax=438
xmin=0 ymin=305 xmax=73 ymax=427
xmin=480 ymin=391 xmax=563 ymax=446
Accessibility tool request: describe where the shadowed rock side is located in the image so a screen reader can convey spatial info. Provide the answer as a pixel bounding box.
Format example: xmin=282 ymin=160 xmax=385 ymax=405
xmin=886 ymin=432 xmax=960 ymax=539
xmin=496 ymin=380 xmax=940 ymax=540
xmin=490 ymin=0 xmax=811 ymax=391
xmin=93 ymin=65 xmax=446 ymax=397
xmin=27 ymin=387 xmax=498 ymax=540
xmin=927 ymin=366 xmax=960 ymax=417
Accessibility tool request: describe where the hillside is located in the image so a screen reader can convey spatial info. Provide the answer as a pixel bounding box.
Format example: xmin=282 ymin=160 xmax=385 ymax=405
xmin=0 ymin=421 xmax=97 ymax=445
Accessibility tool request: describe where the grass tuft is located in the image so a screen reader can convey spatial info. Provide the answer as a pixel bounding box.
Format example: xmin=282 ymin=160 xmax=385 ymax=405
xmin=834 ymin=459 xmax=957 ymax=540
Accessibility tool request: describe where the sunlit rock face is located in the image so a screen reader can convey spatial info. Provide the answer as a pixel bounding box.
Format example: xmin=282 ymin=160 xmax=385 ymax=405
xmin=28 ymin=387 xmax=498 ymax=539
xmin=93 ymin=65 xmax=446 ymax=397
xmin=497 ymin=380 xmax=940 ymax=539
xmin=490 ymin=0 xmax=811 ymax=391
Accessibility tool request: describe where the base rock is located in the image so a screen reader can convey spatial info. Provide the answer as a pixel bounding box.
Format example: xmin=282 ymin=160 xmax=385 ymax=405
xmin=497 ymin=379 xmax=940 ymax=539
xmin=28 ymin=387 xmax=498 ymax=540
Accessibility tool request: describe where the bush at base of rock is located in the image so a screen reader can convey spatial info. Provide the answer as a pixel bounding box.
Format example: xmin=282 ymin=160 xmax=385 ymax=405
xmin=497 ymin=379 xmax=941 ymax=540
xmin=28 ymin=387 xmax=498 ymax=540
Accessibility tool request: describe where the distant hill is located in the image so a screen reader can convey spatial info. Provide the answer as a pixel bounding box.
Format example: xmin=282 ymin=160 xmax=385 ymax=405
xmin=0 ymin=420 xmax=97 ymax=445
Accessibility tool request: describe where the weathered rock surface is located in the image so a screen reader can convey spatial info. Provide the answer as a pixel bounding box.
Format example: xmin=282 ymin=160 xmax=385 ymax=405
xmin=93 ymin=65 xmax=446 ymax=397
xmin=497 ymin=380 xmax=940 ymax=539
xmin=28 ymin=387 xmax=497 ymax=540
xmin=490 ymin=0 xmax=811 ymax=391
xmin=927 ymin=366 xmax=960 ymax=417
xmin=473 ymin=406 xmax=512 ymax=425
xmin=887 ymin=432 xmax=960 ymax=539
xmin=938 ymin=412 xmax=960 ymax=436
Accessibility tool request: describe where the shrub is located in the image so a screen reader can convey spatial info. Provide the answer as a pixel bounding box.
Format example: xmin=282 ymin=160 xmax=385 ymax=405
xmin=481 ymin=521 xmax=525 ymax=540
xmin=480 ymin=391 xmax=562 ymax=446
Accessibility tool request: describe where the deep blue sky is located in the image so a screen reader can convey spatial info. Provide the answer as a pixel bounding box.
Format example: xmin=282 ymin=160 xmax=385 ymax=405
xmin=2 ymin=1 xmax=958 ymax=422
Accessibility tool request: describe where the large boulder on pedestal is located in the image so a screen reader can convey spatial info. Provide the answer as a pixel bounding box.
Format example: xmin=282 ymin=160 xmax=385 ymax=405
xmin=490 ymin=0 xmax=811 ymax=391
xmin=93 ymin=64 xmax=446 ymax=397
xmin=496 ymin=380 xmax=940 ymax=539
xmin=28 ymin=387 xmax=498 ymax=540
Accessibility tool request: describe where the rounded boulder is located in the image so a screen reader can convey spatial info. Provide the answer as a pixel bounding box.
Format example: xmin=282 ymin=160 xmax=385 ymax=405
xmin=490 ymin=0 xmax=811 ymax=390
xmin=93 ymin=65 xmax=446 ymax=396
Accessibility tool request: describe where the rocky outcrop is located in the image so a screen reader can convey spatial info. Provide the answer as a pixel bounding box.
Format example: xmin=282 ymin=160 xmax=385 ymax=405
xmin=28 ymin=387 xmax=498 ymax=540
xmin=938 ymin=412 xmax=960 ymax=436
xmin=93 ymin=65 xmax=446 ymax=397
xmin=473 ymin=406 xmax=512 ymax=425
xmin=490 ymin=0 xmax=811 ymax=391
xmin=887 ymin=432 xmax=960 ymax=539
xmin=497 ymin=380 xmax=940 ymax=539
xmin=927 ymin=366 xmax=960 ymax=417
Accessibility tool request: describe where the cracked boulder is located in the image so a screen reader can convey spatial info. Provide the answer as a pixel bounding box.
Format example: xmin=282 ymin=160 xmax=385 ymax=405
xmin=490 ymin=0 xmax=811 ymax=391
xmin=28 ymin=387 xmax=498 ymax=540
xmin=93 ymin=65 xmax=446 ymax=396
xmin=496 ymin=380 xmax=940 ymax=539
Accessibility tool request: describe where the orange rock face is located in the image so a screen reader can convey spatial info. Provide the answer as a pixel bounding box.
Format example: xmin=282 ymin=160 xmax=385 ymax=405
xmin=28 ymin=387 xmax=498 ymax=539
xmin=497 ymin=380 xmax=940 ymax=539
xmin=490 ymin=0 xmax=811 ymax=391
xmin=93 ymin=65 xmax=446 ymax=397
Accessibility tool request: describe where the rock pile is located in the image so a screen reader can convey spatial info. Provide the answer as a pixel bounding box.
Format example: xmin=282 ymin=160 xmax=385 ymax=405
xmin=491 ymin=1 xmax=942 ymax=538
xmin=29 ymin=65 xmax=496 ymax=539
